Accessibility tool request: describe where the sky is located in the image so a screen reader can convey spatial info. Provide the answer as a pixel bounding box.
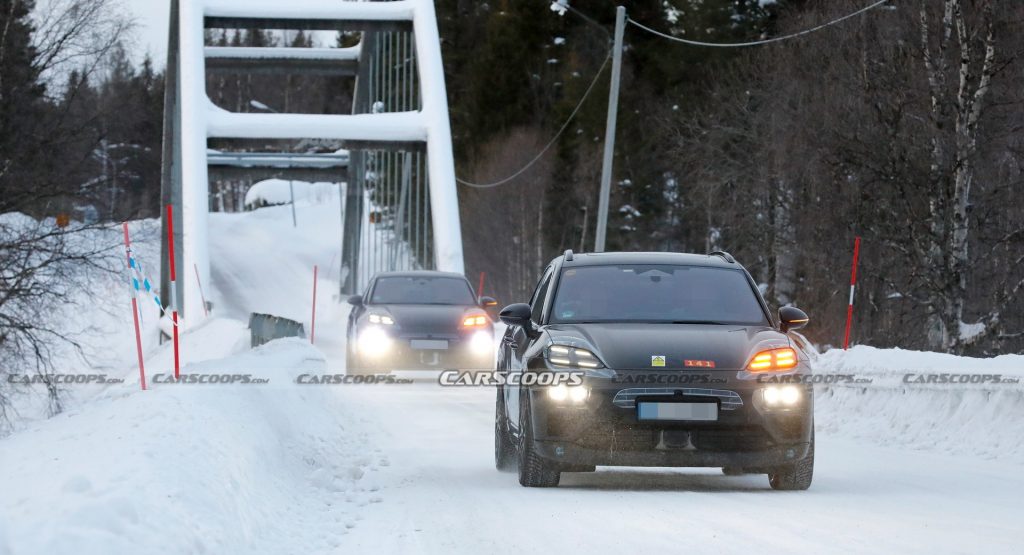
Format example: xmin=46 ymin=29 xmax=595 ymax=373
xmin=122 ymin=1 xmax=336 ymax=68
xmin=126 ymin=0 xmax=169 ymax=66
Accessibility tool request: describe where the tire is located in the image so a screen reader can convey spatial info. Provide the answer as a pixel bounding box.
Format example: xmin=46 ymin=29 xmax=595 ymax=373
xmin=345 ymin=346 xmax=363 ymax=376
xmin=768 ymin=433 xmax=814 ymax=491
xmin=494 ymin=387 xmax=517 ymax=472
xmin=345 ymin=347 xmax=383 ymax=377
xmin=517 ymin=393 xmax=560 ymax=488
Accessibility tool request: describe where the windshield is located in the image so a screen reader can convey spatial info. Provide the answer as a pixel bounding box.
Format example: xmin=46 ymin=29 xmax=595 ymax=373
xmin=549 ymin=264 xmax=768 ymax=325
xmin=370 ymin=276 xmax=476 ymax=305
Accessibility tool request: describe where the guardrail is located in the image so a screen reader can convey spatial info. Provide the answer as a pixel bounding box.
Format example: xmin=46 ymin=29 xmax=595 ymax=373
xmin=249 ymin=313 xmax=306 ymax=348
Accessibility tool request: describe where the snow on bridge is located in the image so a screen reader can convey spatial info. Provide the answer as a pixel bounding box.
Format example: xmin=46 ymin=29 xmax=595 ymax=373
xmin=160 ymin=0 xmax=463 ymax=329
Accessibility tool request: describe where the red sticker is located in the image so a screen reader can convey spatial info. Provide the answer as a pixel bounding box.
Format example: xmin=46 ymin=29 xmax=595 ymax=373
xmin=684 ymin=359 xmax=716 ymax=368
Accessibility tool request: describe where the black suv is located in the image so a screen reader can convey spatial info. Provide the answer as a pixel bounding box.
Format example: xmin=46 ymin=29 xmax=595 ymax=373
xmin=494 ymin=251 xmax=814 ymax=489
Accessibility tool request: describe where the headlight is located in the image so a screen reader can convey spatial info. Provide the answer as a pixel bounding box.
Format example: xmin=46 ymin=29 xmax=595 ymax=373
xmin=368 ymin=313 xmax=394 ymax=325
xmin=461 ymin=313 xmax=489 ymax=328
xmin=546 ymin=345 xmax=603 ymax=369
xmin=762 ymin=385 xmax=801 ymax=407
xmin=547 ymin=384 xmax=590 ymax=403
xmin=469 ymin=330 xmax=493 ymax=355
xmin=358 ymin=327 xmax=392 ymax=356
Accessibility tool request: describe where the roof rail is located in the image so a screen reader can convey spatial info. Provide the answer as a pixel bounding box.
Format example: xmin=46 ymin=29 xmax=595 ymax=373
xmin=708 ymin=251 xmax=735 ymax=263
xmin=563 ymin=249 xmax=574 ymax=262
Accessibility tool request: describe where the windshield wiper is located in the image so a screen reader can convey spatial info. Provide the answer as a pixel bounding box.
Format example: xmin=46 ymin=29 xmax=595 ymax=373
xmin=670 ymin=320 xmax=730 ymax=325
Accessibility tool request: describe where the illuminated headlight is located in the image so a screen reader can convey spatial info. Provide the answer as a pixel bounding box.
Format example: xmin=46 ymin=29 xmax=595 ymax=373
xmin=547 ymin=384 xmax=590 ymax=403
xmin=763 ymin=385 xmax=801 ymax=407
xmin=358 ymin=327 xmax=392 ymax=357
xmin=469 ymin=330 xmax=493 ymax=355
xmin=546 ymin=345 xmax=603 ymax=369
xmin=368 ymin=313 xmax=394 ymax=325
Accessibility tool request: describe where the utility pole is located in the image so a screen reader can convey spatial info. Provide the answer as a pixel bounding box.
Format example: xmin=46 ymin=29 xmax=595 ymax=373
xmin=594 ymin=5 xmax=625 ymax=253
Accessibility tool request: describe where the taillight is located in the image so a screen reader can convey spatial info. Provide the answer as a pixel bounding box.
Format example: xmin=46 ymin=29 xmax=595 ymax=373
xmin=462 ymin=314 xmax=489 ymax=328
xmin=747 ymin=347 xmax=798 ymax=372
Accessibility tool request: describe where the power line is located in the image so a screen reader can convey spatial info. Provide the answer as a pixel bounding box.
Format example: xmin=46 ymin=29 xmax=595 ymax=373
xmin=456 ymin=51 xmax=611 ymax=189
xmin=627 ymin=0 xmax=891 ymax=48
xmin=564 ymin=4 xmax=611 ymax=39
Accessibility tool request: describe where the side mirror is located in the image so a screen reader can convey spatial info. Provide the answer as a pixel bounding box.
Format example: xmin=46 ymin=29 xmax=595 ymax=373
xmin=480 ymin=296 xmax=499 ymax=320
xmin=499 ymin=303 xmax=533 ymax=329
xmin=347 ymin=295 xmax=363 ymax=306
xmin=779 ymin=306 xmax=809 ymax=333
xmin=479 ymin=296 xmax=498 ymax=308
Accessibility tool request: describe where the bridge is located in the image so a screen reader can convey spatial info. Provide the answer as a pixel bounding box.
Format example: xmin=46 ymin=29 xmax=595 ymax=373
xmin=159 ymin=0 xmax=463 ymax=327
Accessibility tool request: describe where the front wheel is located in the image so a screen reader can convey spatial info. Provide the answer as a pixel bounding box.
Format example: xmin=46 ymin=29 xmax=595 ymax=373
xmin=517 ymin=394 xmax=560 ymax=487
xmin=345 ymin=347 xmax=384 ymax=377
xmin=494 ymin=387 xmax=516 ymax=472
xmin=345 ymin=346 xmax=363 ymax=376
xmin=768 ymin=433 xmax=814 ymax=491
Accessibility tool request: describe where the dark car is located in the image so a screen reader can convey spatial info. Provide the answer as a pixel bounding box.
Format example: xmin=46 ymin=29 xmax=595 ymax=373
xmin=346 ymin=271 xmax=498 ymax=374
xmin=494 ymin=250 xmax=814 ymax=489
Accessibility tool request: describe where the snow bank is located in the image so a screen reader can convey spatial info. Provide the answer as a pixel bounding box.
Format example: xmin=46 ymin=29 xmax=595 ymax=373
xmin=3 ymin=188 xmax=345 ymax=431
xmin=243 ymin=179 xmax=338 ymax=210
xmin=0 ymin=339 xmax=386 ymax=555
xmin=1 ymin=176 xmax=361 ymax=553
xmin=815 ymin=346 xmax=1024 ymax=463
xmin=818 ymin=345 xmax=1024 ymax=380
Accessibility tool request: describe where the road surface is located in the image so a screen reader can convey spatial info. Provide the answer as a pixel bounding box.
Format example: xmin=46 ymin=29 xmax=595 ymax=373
xmin=315 ymin=336 xmax=1022 ymax=554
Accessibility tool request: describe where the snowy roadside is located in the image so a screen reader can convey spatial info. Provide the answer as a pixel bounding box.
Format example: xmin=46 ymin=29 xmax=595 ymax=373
xmin=3 ymin=192 xmax=344 ymax=431
xmin=0 ymin=338 xmax=387 ymax=555
xmin=814 ymin=346 xmax=1024 ymax=463
xmin=0 ymin=216 xmax=166 ymax=432
xmin=0 ymin=194 xmax=368 ymax=554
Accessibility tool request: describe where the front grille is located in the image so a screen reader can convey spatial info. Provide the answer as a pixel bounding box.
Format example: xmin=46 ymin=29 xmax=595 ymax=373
xmin=611 ymin=388 xmax=743 ymax=410
xmin=577 ymin=426 xmax=658 ymax=451
xmin=690 ymin=428 xmax=773 ymax=451
xmin=569 ymin=426 xmax=773 ymax=452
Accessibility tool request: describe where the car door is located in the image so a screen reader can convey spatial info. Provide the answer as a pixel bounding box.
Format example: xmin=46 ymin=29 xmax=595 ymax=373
xmin=505 ymin=266 xmax=553 ymax=432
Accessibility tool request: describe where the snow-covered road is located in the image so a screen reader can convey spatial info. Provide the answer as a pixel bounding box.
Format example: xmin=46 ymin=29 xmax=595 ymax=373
xmin=316 ymin=361 xmax=1023 ymax=554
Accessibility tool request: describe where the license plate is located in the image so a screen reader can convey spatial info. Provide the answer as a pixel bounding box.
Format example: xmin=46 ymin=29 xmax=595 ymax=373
xmin=637 ymin=402 xmax=718 ymax=422
xmin=410 ymin=339 xmax=448 ymax=350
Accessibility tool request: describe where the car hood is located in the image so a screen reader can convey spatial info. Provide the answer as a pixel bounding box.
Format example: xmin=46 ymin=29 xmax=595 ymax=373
xmin=544 ymin=323 xmax=789 ymax=371
xmin=373 ymin=304 xmax=482 ymax=334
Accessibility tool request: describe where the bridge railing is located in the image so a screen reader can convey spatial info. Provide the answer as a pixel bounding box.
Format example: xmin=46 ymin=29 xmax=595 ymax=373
xmin=160 ymin=0 xmax=464 ymax=326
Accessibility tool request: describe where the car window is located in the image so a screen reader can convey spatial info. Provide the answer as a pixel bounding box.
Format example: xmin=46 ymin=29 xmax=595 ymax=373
xmin=370 ymin=276 xmax=476 ymax=305
xmin=530 ymin=269 xmax=553 ymax=323
xmin=550 ymin=264 xmax=768 ymax=325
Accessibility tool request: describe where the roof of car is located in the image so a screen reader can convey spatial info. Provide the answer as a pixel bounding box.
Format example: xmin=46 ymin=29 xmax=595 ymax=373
xmin=372 ymin=270 xmax=468 ymax=280
xmin=557 ymin=251 xmax=740 ymax=269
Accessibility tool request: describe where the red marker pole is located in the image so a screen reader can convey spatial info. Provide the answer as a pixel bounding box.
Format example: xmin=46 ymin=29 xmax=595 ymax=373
xmin=843 ymin=236 xmax=861 ymax=350
xmin=194 ymin=263 xmax=209 ymax=317
xmin=167 ymin=205 xmax=180 ymax=380
xmin=310 ymin=265 xmax=319 ymax=344
xmin=477 ymin=272 xmax=486 ymax=298
xmin=123 ymin=223 xmax=147 ymax=390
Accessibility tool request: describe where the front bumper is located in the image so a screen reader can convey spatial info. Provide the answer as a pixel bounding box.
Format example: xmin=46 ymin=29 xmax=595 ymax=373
xmin=354 ymin=332 xmax=494 ymax=371
xmin=527 ymin=371 xmax=813 ymax=469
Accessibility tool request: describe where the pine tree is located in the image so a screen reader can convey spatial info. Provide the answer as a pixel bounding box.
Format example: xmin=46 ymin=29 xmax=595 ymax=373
xmin=0 ymin=0 xmax=48 ymax=213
